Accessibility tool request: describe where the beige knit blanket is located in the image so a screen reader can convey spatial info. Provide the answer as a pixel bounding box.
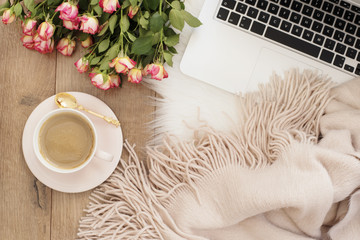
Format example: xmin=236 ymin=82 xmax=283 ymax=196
xmin=77 ymin=70 xmax=360 ymax=240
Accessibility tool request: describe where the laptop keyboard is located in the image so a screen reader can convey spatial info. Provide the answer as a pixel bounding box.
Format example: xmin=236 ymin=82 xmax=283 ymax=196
xmin=216 ymin=0 xmax=360 ymax=75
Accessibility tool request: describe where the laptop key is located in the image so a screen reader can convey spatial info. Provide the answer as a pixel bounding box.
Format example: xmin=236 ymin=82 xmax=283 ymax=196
xmin=323 ymin=26 xmax=334 ymax=37
xmin=333 ymin=6 xmax=344 ymax=17
xmin=290 ymin=12 xmax=301 ymax=24
xmin=345 ymin=23 xmax=356 ymax=34
xmin=334 ymin=30 xmax=345 ymax=41
xmin=311 ymin=21 xmax=323 ymax=33
xmin=247 ymin=7 xmax=259 ymax=18
xmin=334 ymin=19 xmax=346 ymax=30
xmin=346 ymin=47 xmax=357 ymax=59
xmin=251 ymin=21 xmax=266 ymax=35
xmin=344 ymin=35 xmax=355 ymax=46
xmin=313 ymin=9 xmax=324 ymax=21
xmin=239 ymin=16 xmax=252 ymax=29
xmin=324 ymin=38 xmax=336 ymax=50
xmin=324 ymin=14 xmax=335 ymax=25
xmin=355 ymin=15 xmax=360 ymax=25
xmin=280 ymin=0 xmax=291 ymax=7
xmin=344 ymin=64 xmax=354 ymax=73
xmin=301 ymin=17 xmax=313 ymax=28
xmin=269 ymin=16 xmax=281 ymax=27
xmin=236 ymin=3 xmax=247 ymax=14
xmin=311 ymin=0 xmax=322 ymax=8
xmin=228 ymin=12 xmax=241 ymax=25
xmin=268 ymin=3 xmax=280 ymax=14
xmin=280 ymin=20 xmax=292 ymax=32
xmin=258 ymin=11 xmax=270 ymax=23
xmin=344 ymin=10 xmax=355 ymax=22
xmin=313 ymin=34 xmax=325 ymax=46
xmin=320 ymin=49 xmax=334 ymax=63
xmin=245 ymin=0 xmax=256 ymax=6
xmin=265 ymin=26 xmax=321 ymax=58
xmin=279 ymin=8 xmax=291 ymax=19
xmin=257 ymin=0 xmax=269 ymax=10
xmin=300 ymin=0 xmax=310 ymax=3
xmin=303 ymin=29 xmax=314 ymax=41
xmin=355 ymin=39 xmax=360 ymax=50
xmin=302 ymin=5 xmax=314 ymax=16
xmin=333 ymin=55 xmax=345 ymax=68
xmin=356 ymin=64 xmax=360 ymax=75
xmin=340 ymin=1 xmax=350 ymax=9
xmin=217 ymin=8 xmax=230 ymax=21
xmin=322 ymin=2 xmax=334 ymax=13
xmin=221 ymin=0 xmax=237 ymax=10
xmin=357 ymin=52 xmax=360 ymax=61
xmin=292 ymin=25 xmax=303 ymax=36
xmin=335 ymin=42 xmax=346 ymax=54
xmin=291 ymin=1 xmax=303 ymax=12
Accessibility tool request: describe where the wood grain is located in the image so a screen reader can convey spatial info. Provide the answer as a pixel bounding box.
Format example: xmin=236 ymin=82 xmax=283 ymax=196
xmin=1 ymin=19 xmax=155 ymax=240
xmin=0 ymin=23 xmax=55 ymax=239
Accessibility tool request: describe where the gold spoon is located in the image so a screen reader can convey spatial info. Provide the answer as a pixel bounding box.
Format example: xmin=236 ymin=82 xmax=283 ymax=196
xmin=54 ymin=92 xmax=120 ymax=127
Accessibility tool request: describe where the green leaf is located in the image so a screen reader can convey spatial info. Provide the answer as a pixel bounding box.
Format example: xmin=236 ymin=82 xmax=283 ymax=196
xmin=139 ymin=16 xmax=149 ymax=29
xmin=163 ymin=51 xmax=173 ymax=67
xmin=0 ymin=1 xmax=10 ymax=11
xmin=97 ymin=23 xmax=109 ymax=36
xmin=14 ymin=3 xmax=22 ymax=17
xmin=122 ymin=0 xmax=130 ymax=8
xmin=169 ymin=9 xmax=184 ymax=31
xmin=78 ymin=32 xmax=89 ymax=41
xmin=168 ymin=46 xmax=178 ymax=54
xmin=149 ymin=12 xmax=164 ymax=33
xmin=23 ymin=0 xmax=34 ymax=12
xmin=181 ymin=10 xmax=202 ymax=28
xmin=106 ymin=43 xmax=119 ymax=59
xmin=129 ymin=0 xmax=137 ymax=6
xmin=91 ymin=56 xmax=102 ymax=65
xmin=98 ymin=38 xmax=110 ymax=53
xmin=161 ymin=12 xmax=168 ymax=22
xmin=127 ymin=32 xmax=137 ymax=42
xmin=93 ymin=5 xmax=103 ymax=16
xmin=152 ymin=32 xmax=161 ymax=45
xmin=90 ymin=0 xmax=98 ymax=5
xmin=109 ymin=15 xmax=118 ymax=34
xmin=99 ymin=60 xmax=110 ymax=71
xmin=143 ymin=11 xmax=150 ymax=19
xmin=164 ymin=34 xmax=179 ymax=47
xmin=120 ymin=15 xmax=130 ymax=32
xmin=131 ymin=36 xmax=153 ymax=55
xmin=171 ymin=1 xmax=181 ymax=10
xmin=144 ymin=0 xmax=159 ymax=11
xmin=47 ymin=0 xmax=62 ymax=6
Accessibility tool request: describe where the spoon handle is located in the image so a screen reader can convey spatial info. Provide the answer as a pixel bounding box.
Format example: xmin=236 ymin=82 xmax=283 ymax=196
xmin=77 ymin=105 xmax=120 ymax=127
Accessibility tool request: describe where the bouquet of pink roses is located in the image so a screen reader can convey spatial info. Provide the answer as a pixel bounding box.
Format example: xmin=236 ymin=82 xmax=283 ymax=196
xmin=0 ymin=0 xmax=201 ymax=90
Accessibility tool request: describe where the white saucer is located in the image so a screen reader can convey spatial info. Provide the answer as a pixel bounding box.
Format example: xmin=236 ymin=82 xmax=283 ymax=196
xmin=22 ymin=92 xmax=123 ymax=193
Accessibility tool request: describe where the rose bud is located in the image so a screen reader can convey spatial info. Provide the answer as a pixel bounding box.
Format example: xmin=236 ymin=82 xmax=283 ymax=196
xmin=99 ymin=0 xmax=120 ymax=14
xmin=55 ymin=2 xmax=78 ymax=21
xmin=79 ymin=15 xmax=99 ymax=35
xmin=37 ymin=21 xmax=55 ymax=40
xmin=128 ymin=6 xmax=139 ymax=19
xmin=145 ymin=63 xmax=168 ymax=80
xmin=33 ymin=34 xmax=54 ymax=54
xmin=63 ymin=18 xmax=79 ymax=30
xmin=2 ymin=9 xmax=15 ymax=25
xmin=81 ymin=36 xmax=93 ymax=48
xmin=128 ymin=68 xmax=143 ymax=83
xmin=109 ymin=74 xmax=120 ymax=88
xmin=74 ymin=57 xmax=89 ymax=73
xmin=21 ymin=35 xmax=35 ymax=49
xmin=90 ymin=73 xmax=112 ymax=90
xmin=56 ymin=37 xmax=76 ymax=56
xmin=109 ymin=56 xmax=136 ymax=74
xmin=22 ymin=19 xmax=37 ymax=36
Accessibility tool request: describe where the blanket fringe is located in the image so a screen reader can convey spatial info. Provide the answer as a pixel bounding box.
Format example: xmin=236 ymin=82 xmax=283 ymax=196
xmin=147 ymin=69 xmax=334 ymax=206
xmin=77 ymin=141 xmax=166 ymax=240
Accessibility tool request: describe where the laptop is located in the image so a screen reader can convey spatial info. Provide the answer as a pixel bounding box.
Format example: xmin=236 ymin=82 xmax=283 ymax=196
xmin=180 ymin=0 xmax=360 ymax=94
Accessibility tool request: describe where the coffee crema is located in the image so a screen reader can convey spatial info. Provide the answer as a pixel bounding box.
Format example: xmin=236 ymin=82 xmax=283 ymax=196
xmin=38 ymin=112 xmax=94 ymax=169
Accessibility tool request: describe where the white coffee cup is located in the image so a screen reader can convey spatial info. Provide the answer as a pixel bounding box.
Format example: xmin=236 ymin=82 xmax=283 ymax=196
xmin=33 ymin=108 xmax=113 ymax=173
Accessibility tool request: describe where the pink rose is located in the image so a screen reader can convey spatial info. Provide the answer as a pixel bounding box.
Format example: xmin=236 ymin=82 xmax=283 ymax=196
xmin=90 ymin=73 xmax=112 ymax=90
xmin=99 ymin=0 xmax=120 ymax=14
xmin=2 ymin=9 xmax=15 ymax=25
xmin=74 ymin=57 xmax=89 ymax=73
xmin=109 ymin=74 xmax=120 ymax=87
xmin=79 ymin=15 xmax=99 ymax=34
xmin=55 ymin=2 xmax=78 ymax=21
xmin=63 ymin=18 xmax=79 ymax=30
xmin=56 ymin=37 xmax=76 ymax=56
xmin=22 ymin=19 xmax=37 ymax=36
xmin=33 ymin=34 xmax=54 ymax=54
xmin=21 ymin=35 xmax=34 ymax=49
xmin=128 ymin=6 xmax=139 ymax=19
xmin=128 ymin=68 xmax=142 ymax=83
xmin=109 ymin=56 xmax=136 ymax=74
xmin=37 ymin=21 xmax=55 ymax=40
xmin=145 ymin=63 xmax=168 ymax=80
xmin=81 ymin=36 xmax=93 ymax=48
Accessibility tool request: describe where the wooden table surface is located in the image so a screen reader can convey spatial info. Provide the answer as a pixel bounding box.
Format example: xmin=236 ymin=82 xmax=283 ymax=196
xmin=0 ymin=19 xmax=155 ymax=239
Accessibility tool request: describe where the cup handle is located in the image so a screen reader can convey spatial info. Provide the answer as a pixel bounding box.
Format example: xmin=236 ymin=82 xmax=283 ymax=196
xmin=94 ymin=150 xmax=113 ymax=162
